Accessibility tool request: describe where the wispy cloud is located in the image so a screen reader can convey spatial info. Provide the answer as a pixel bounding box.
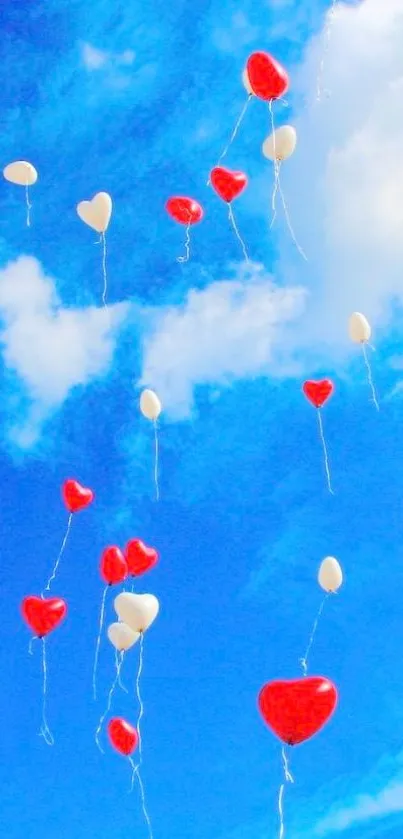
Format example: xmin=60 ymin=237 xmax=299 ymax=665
xmin=138 ymin=263 xmax=307 ymax=418
xmin=0 ymin=256 xmax=128 ymax=448
xmin=80 ymin=41 xmax=136 ymax=71
xmin=312 ymin=757 xmax=403 ymax=836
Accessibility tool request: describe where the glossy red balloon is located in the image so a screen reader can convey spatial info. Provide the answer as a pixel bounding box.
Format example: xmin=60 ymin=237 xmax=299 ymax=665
xmin=125 ymin=539 xmax=159 ymax=577
xmin=210 ymin=167 xmax=248 ymax=203
xmin=100 ymin=546 xmax=128 ymax=586
xmin=258 ymin=677 xmax=338 ymax=746
xmin=62 ymin=479 xmax=94 ymax=513
xmin=108 ymin=717 xmax=139 ymax=755
xmin=246 ymin=52 xmax=289 ymax=101
xmin=303 ymin=379 xmax=334 ymax=409
xmin=21 ymin=596 xmax=67 ymax=638
xmin=165 ymin=196 xmax=204 ymax=225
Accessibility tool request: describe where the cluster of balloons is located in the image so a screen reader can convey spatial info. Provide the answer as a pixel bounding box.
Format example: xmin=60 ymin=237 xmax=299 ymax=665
xmin=165 ymin=50 xmax=300 ymax=262
xmin=19 ymin=473 xmax=160 ymax=786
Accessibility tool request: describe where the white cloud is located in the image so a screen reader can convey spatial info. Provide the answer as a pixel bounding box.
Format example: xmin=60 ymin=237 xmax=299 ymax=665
xmin=139 ymin=264 xmax=307 ymax=418
xmin=313 ymin=778 xmax=403 ymax=835
xmin=0 ymin=256 xmax=128 ymax=447
xmin=282 ymin=0 xmax=403 ymax=344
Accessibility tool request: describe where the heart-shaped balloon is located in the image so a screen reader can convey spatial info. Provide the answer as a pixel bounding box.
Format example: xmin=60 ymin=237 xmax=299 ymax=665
xmin=107 ymin=622 xmax=140 ymax=651
xmin=165 ymin=196 xmax=204 ymax=225
xmin=114 ymin=592 xmax=159 ymax=633
xmin=246 ymin=52 xmax=289 ymax=101
xmin=258 ymin=677 xmax=338 ymax=745
xmin=125 ymin=539 xmax=159 ymax=577
xmin=302 ymin=379 xmax=334 ymax=409
xmin=210 ymin=167 xmax=248 ymax=203
xmin=108 ymin=717 xmax=138 ymax=755
xmin=100 ymin=547 xmax=128 ymax=586
xmin=62 ymin=479 xmax=94 ymax=513
xmin=77 ymin=192 xmax=112 ymax=234
xmin=21 ymin=596 xmax=67 ymax=637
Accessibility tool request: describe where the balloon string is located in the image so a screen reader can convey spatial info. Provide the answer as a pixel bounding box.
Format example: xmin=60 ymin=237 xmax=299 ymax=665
xmin=177 ymin=222 xmax=191 ymax=264
xmin=153 ymin=420 xmax=160 ymax=502
xmin=362 ymin=343 xmax=380 ymax=411
xmin=228 ymin=204 xmax=249 ymax=263
xmin=317 ymin=409 xmax=334 ymax=495
xmin=39 ymin=638 xmax=54 ymax=746
xmin=43 ymin=513 xmax=73 ymax=594
xmin=129 ymin=757 xmax=154 ymax=839
xmin=315 ymin=0 xmax=337 ymax=104
xmin=28 ymin=636 xmax=38 ymax=655
xmin=278 ymin=747 xmax=294 ymax=839
xmin=135 ymin=632 xmax=145 ymax=762
xmin=207 ymin=94 xmax=253 ymax=184
xmin=277 ymin=178 xmax=308 ymax=261
xmin=115 ymin=648 xmax=128 ymax=694
xmin=101 ymin=232 xmax=108 ymax=309
xmin=268 ymin=100 xmax=280 ymax=225
xmin=95 ymin=650 xmax=124 ymax=753
xmin=299 ymin=593 xmax=329 ymax=676
xmin=93 ymin=586 xmax=108 ymax=702
xmin=25 ymin=183 xmax=32 ymax=228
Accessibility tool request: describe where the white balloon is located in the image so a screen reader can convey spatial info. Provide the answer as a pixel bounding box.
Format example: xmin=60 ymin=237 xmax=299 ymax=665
xmin=348 ymin=312 xmax=371 ymax=344
xmin=242 ymin=67 xmax=253 ymax=95
xmin=107 ymin=622 xmax=140 ymax=651
xmin=140 ymin=389 xmax=161 ymax=421
xmin=318 ymin=556 xmax=343 ymax=593
xmin=77 ymin=191 xmax=112 ymax=233
xmin=262 ymin=126 xmax=297 ymax=162
xmin=114 ymin=593 xmax=160 ymax=633
xmin=3 ymin=161 xmax=38 ymax=186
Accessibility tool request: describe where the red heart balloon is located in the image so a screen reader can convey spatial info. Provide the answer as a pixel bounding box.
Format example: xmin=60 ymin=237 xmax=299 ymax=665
xmin=125 ymin=539 xmax=159 ymax=577
xmin=303 ymin=379 xmax=334 ymax=409
xmin=62 ymin=479 xmax=94 ymax=513
xmin=165 ymin=197 xmax=204 ymax=225
xmin=21 ymin=596 xmax=67 ymax=638
xmin=258 ymin=677 xmax=338 ymax=746
xmin=108 ymin=717 xmax=138 ymax=756
xmin=210 ymin=167 xmax=248 ymax=203
xmin=100 ymin=546 xmax=128 ymax=586
xmin=246 ymin=52 xmax=289 ymax=101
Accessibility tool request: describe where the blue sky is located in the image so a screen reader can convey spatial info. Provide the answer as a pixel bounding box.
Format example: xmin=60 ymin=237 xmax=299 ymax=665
xmin=1 ymin=0 xmax=403 ymax=838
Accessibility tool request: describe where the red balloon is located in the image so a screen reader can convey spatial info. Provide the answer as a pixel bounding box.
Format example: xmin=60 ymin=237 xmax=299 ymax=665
xmin=100 ymin=546 xmax=128 ymax=586
xmin=303 ymin=379 xmax=334 ymax=409
xmin=165 ymin=196 xmax=204 ymax=225
xmin=210 ymin=167 xmax=248 ymax=203
xmin=125 ymin=539 xmax=159 ymax=577
xmin=246 ymin=52 xmax=289 ymax=101
xmin=21 ymin=596 xmax=67 ymax=638
xmin=258 ymin=677 xmax=338 ymax=746
xmin=62 ymin=479 xmax=94 ymax=513
xmin=108 ymin=717 xmax=138 ymax=756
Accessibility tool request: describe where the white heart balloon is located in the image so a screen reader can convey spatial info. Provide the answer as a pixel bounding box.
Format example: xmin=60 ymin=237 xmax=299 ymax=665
xmin=107 ymin=621 xmax=140 ymax=651
xmin=262 ymin=126 xmax=297 ymax=162
xmin=114 ymin=593 xmax=160 ymax=633
xmin=77 ymin=191 xmax=112 ymax=233
xmin=3 ymin=161 xmax=38 ymax=186
xmin=318 ymin=556 xmax=343 ymax=593
xmin=140 ymin=389 xmax=162 ymax=421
